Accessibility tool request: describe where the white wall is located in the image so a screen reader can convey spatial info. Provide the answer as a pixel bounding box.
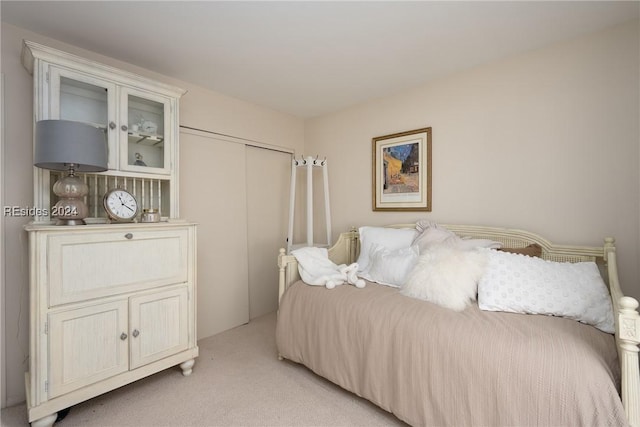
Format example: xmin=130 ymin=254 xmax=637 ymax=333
xmin=2 ymin=23 xmax=37 ymax=409
xmin=1 ymin=23 xmax=303 ymax=407
xmin=305 ymin=20 xmax=640 ymax=301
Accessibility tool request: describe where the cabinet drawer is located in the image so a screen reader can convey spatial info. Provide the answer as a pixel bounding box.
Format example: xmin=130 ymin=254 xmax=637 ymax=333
xmin=48 ymin=228 xmax=189 ymax=306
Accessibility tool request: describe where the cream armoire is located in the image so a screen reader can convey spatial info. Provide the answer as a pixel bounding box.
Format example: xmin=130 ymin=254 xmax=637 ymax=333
xmin=22 ymin=41 xmax=199 ymax=427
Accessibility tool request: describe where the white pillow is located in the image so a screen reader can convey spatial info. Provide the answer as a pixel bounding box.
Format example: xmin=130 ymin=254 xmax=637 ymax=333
xmin=401 ymin=246 xmax=488 ymax=311
xmin=360 ymin=243 xmax=419 ymax=288
xmin=413 ymin=221 xmax=502 ymax=252
xmin=356 ymin=226 xmax=417 ymax=273
xmin=477 ymin=250 xmax=614 ymax=333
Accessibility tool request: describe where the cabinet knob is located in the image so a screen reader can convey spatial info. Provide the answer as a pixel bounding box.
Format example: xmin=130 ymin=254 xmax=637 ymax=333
xmin=109 ymin=121 xmax=116 ymax=130
xmin=125 ymin=233 xmax=133 ymax=239
xmin=121 ymin=124 xmax=128 ymax=132
xmin=120 ymin=333 xmax=128 ymax=341
xmin=132 ymin=329 xmax=140 ymax=338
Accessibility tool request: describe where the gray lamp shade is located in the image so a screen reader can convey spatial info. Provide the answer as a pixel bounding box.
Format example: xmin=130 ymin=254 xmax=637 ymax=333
xmin=34 ymin=120 xmax=108 ymax=172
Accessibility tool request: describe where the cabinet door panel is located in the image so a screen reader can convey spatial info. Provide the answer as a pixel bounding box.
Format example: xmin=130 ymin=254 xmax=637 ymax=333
xmin=48 ymin=66 xmax=118 ymax=168
xmin=48 ymin=300 xmax=128 ymax=398
xmin=48 ymin=228 xmax=189 ymax=306
xmin=119 ymin=86 xmax=172 ymax=175
xmin=129 ymin=287 xmax=189 ymax=369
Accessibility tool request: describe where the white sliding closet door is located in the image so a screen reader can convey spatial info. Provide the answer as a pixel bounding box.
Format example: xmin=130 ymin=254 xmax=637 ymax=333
xmin=246 ymin=146 xmax=291 ymax=320
xmin=180 ymin=130 xmax=249 ymax=339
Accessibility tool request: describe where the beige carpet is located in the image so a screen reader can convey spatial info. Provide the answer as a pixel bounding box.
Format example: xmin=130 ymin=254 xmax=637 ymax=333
xmin=1 ymin=312 xmax=406 ymax=427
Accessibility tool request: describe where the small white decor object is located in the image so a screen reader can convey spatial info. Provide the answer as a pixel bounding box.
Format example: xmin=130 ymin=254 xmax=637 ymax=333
xmin=141 ymin=120 xmax=158 ymax=134
xmin=401 ymin=246 xmax=487 ymax=311
xmin=477 ymin=249 xmax=615 ymax=333
xmin=291 ymin=246 xmax=365 ymax=289
xmin=140 ymin=208 xmax=160 ymax=223
xmin=103 ymin=188 xmax=139 ymax=222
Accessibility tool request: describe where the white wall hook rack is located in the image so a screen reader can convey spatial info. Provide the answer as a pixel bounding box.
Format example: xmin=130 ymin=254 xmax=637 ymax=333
xmin=287 ymin=155 xmax=332 ymax=253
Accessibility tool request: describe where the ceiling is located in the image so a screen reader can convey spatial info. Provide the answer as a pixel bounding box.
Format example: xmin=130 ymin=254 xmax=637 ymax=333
xmin=2 ymin=1 xmax=638 ymax=118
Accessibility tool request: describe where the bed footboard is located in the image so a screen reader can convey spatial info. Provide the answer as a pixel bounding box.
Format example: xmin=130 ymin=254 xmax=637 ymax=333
xmin=618 ymin=295 xmax=640 ymax=426
xmin=605 ymin=244 xmax=640 ymax=426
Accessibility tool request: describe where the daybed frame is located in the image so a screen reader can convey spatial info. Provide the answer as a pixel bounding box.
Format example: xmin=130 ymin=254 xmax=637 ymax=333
xmin=278 ymin=224 xmax=640 ymax=426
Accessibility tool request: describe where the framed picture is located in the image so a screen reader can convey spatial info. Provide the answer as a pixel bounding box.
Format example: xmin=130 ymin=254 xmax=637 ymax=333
xmin=372 ymin=127 xmax=432 ymax=211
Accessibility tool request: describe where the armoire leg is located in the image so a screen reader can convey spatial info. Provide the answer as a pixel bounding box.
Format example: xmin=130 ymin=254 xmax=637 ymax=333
xmin=31 ymin=413 xmax=57 ymax=427
xmin=180 ymin=359 xmax=195 ymax=376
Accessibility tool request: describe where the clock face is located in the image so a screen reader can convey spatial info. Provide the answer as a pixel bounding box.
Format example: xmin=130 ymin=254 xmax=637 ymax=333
xmin=103 ymin=189 xmax=138 ymax=222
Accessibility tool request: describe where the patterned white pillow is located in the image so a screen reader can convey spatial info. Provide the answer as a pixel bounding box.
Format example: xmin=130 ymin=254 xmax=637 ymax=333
xmin=360 ymin=243 xmax=419 ymax=288
xmin=477 ymin=249 xmax=614 ymax=333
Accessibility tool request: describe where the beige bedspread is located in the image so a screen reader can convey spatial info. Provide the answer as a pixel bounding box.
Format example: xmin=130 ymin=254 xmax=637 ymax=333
xmin=276 ymin=281 xmax=627 ymax=427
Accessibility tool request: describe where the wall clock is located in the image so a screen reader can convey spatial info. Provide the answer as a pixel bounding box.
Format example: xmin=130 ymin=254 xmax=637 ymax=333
xmin=103 ymin=188 xmax=139 ymax=222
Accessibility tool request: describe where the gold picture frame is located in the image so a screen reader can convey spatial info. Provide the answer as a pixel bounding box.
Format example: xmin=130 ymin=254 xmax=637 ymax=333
xmin=372 ymin=127 xmax=432 ymax=211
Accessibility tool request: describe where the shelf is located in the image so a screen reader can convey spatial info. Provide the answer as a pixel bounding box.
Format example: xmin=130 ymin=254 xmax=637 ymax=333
xmin=128 ymin=131 xmax=164 ymax=147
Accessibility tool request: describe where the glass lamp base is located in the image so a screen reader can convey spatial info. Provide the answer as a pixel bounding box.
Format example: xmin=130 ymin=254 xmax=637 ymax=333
xmin=52 ymin=173 xmax=89 ymax=226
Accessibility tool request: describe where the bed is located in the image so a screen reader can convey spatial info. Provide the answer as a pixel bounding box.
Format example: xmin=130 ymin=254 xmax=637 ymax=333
xmin=275 ymin=224 xmax=640 ymax=426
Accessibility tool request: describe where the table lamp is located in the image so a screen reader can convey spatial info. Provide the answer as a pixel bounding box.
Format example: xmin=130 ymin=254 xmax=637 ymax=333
xmin=34 ymin=120 xmax=108 ymax=225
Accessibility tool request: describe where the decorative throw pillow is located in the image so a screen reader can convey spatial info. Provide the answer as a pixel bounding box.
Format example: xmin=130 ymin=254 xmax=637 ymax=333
xmin=477 ymin=250 xmax=614 ymax=333
xmin=360 ymin=243 xmax=419 ymax=288
xmin=356 ymin=226 xmax=417 ymax=273
xmin=412 ymin=221 xmax=458 ymax=251
xmin=497 ymin=243 xmax=543 ymax=258
xmin=401 ymin=246 xmax=488 ymax=311
xmin=412 ymin=220 xmax=502 ymax=252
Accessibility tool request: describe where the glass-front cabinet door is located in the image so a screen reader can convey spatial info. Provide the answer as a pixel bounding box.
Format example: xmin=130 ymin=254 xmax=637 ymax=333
xmin=48 ymin=67 xmax=118 ymax=168
xmin=48 ymin=67 xmax=173 ymax=175
xmin=120 ymin=87 xmax=171 ymax=175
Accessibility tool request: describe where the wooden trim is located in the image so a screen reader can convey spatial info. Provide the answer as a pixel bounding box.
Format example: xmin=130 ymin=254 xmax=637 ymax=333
xmin=0 ymin=72 xmax=5 ymax=409
xmin=26 ymin=347 xmax=199 ymax=422
xmin=22 ymin=40 xmax=186 ymax=97
xmin=180 ymin=126 xmax=295 ymax=155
